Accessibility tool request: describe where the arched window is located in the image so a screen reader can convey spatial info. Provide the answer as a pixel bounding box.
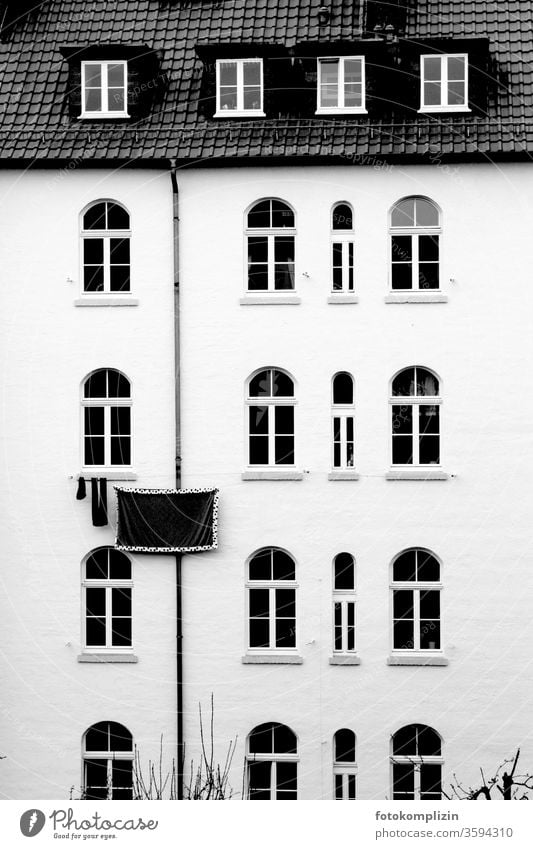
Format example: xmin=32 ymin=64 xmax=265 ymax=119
xmin=391 ymin=724 xmax=442 ymax=800
xmin=331 ymin=203 xmax=355 ymax=293
xmin=391 ymin=549 xmax=441 ymax=654
xmin=82 ymin=369 xmax=131 ymax=467
xmin=82 ymin=548 xmax=133 ymax=652
xmin=332 ymin=373 xmax=355 ymax=469
xmin=81 ymin=200 xmax=131 ymax=294
xmin=246 ymin=199 xmax=295 ymax=292
xmin=332 ymin=553 xmax=356 ymax=655
xmin=83 ymin=722 xmax=134 ymax=799
xmin=391 ymin=367 xmax=441 ymax=466
xmin=247 ymin=722 xmax=297 ymax=799
xmin=246 ymin=368 xmax=295 ymax=467
xmin=390 ymin=197 xmax=440 ymax=292
xmin=247 ymin=548 xmax=297 ymax=652
xmin=333 ymin=729 xmax=357 ymax=799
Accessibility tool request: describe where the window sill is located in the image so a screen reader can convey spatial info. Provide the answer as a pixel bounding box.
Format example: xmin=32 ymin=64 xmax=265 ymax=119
xmin=329 ymin=655 xmax=361 ymax=666
xmin=242 ymin=470 xmax=305 ymax=481
xmin=240 ymin=295 xmax=300 ymax=305
xmin=74 ymin=297 xmax=139 ymax=307
xmin=242 ymin=654 xmax=303 ymax=665
xmin=327 ymin=294 xmax=359 ymax=304
xmin=386 ymin=469 xmax=449 ymax=481
xmin=328 ymin=471 xmax=360 ymax=481
xmin=418 ymin=106 xmax=471 ymax=114
xmin=316 ymin=108 xmax=367 ymax=115
xmin=79 ymin=112 xmax=130 ymax=120
xmin=78 ymin=653 xmax=138 ymax=663
xmin=387 ymin=655 xmax=448 ymax=667
xmin=79 ymin=469 xmax=138 ymax=481
xmin=385 ymin=293 xmax=448 ymax=304
xmin=214 ymin=111 xmax=266 ymax=118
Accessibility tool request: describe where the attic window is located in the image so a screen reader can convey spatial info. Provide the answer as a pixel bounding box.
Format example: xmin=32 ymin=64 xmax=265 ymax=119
xmin=81 ymin=61 xmax=129 ymax=119
xmin=215 ymin=59 xmax=264 ymax=117
xmin=419 ymin=54 xmax=470 ymax=113
xmin=316 ymin=57 xmax=366 ymax=114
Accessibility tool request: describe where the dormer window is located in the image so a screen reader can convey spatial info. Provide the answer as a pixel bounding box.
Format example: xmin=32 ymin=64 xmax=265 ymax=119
xmin=81 ymin=61 xmax=128 ymax=118
xmin=420 ymin=54 xmax=469 ymax=112
xmin=215 ymin=59 xmax=264 ymax=117
xmin=317 ymin=57 xmax=366 ymax=114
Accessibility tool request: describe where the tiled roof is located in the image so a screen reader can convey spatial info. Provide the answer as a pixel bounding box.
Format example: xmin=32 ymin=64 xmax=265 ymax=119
xmin=0 ymin=0 xmax=531 ymax=163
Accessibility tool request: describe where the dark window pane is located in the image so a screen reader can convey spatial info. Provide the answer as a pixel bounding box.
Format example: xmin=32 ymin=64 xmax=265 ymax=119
xmin=84 ymin=370 xmax=107 ymax=399
xmin=276 ymin=588 xmax=295 ymax=618
xmin=421 ymin=764 xmax=442 ymax=799
xmin=249 ymin=371 xmax=271 ymax=397
xmin=391 ymin=199 xmax=415 ymax=227
xmin=417 ymin=552 xmax=440 ymax=582
xmin=334 ymin=553 xmax=355 ymax=590
xmin=277 ymin=761 xmax=297 ymax=792
xmin=393 ymin=550 xmax=417 ymax=582
xmin=393 ymin=436 xmax=413 ymax=465
xmin=333 ymin=373 xmax=354 ymax=405
xmin=248 ymin=200 xmax=271 ymax=228
xmin=249 ymin=588 xmax=269 ymax=618
xmin=248 ymin=761 xmax=271 ymax=796
xmin=335 ymin=774 xmax=343 ymax=799
xmin=335 ymin=729 xmax=356 ymax=763
xmin=85 ymin=724 xmax=109 ymax=752
xmin=112 ymin=760 xmax=132 ymax=791
xmin=418 ymin=726 xmax=441 ymax=757
xmin=275 ymin=405 xmax=294 ymax=434
xmin=84 ymin=266 xmax=104 ymax=292
xmin=111 ymin=407 xmax=131 ymax=435
xmin=249 ymin=725 xmax=273 ymax=755
xmin=419 ymin=263 xmax=439 ymax=290
xmin=86 ymin=549 xmax=109 ymax=580
xmin=274 ymin=265 xmax=295 ymax=290
xmin=334 ymin=443 xmax=341 ymax=467
xmin=249 ymin=549 xmax=272 ymax=581
xmin=85 ymin=89 xmax=102 ymax=112
xmin=109 ymin=723 xmax=132 ymax=752
xmin=275 ymin=435 xmax=294 ymax=465
xmin=421 ymin=620 xmax=440 ymax=650
xmin=111 ymin=436 xmax=131 ymax=466
xmin=107 ymin=203 xmax=130 ymax=230
xmin=84 ymin=238 xmax=104 ymax=263
xmin=86 ymin=617 xmax=106 ymax=646
xmin=273 ymin=724 xmax=297 ymax=754
xmin=86 ymin=587 xmax=106 ymax=616
xmin=107 ymin=370 xmax=130 ymax=399
xmin=394 ymin=619 xmax=414 ymax=650
xmin=84 ymin=203 xmax=106 ymax=230
xmin=420 ymin=590 xmax=440 ymax=619
xmin=391 ymin=235 xmax=412 ymax=262
xmin=242 ymin=82 xmax=260 ymax=110
xmin=274 ymin=236 xmax=294 ymax=262
xmin=275 ymin=617 xmax=296 ymax=647
xmin=332 ymin=203 xmax=353 ymax=230
xmin=419 ymin=235 xmax=439 ymax=262
xmin=249 ymin=406 xmax=268 ymax=435
xmin=419 ymin=435 xmax=440 ymax=465
xmin=272 ymin=370 xmax=294 ymax=397
xmin=391 ymin=263 xmax=412 ymax=290
xmin=416 ymin=369 xmax=439 ymax=396
xmin=84 ymin=436 xmax=105 ymax=466
xmin=271 ymin=200 xmax=294 ymax=228
xmin=393 ymin=590 xmax=414 ymax=619
xmin=392 ymin=406 xmax=413 ymax=433
xmin=112 ymin=587 xmax=131 ymax=616
xmin=108 ymin=88 xmax=125 ymax=112
xmin=111 ymin=618 xmax=132 ymax=647
xmin=272 ymin=550 xmax=295 ymax=581
xmin=110 ymin=265 xmax=130 ymax=294
xmin=109 ymin=551 xmax=131 ymax=580
xmin=85 ymin=406 xmax=104 ymax=434
xmin=248 ymin=236 xmax=268 ymax=263
xmin=249 ymin=618 xmax=270 ymax=648
xmin=393 ymin=725 xmax=417 ymax=757
xmin=85 ymin=759 xmax=108 ymax=793
xmin=392 ymin=369 xmax=415 ymax=397
xmin=393 ymin=763 xmax=414 ymax=799
xmin=249 ymin=436 xmax=269 ymax=465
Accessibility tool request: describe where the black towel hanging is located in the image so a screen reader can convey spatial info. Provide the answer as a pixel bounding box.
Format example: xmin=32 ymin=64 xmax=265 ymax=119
xmin=91 ymin=477 xmax=108 ymax=527
xmin=76 ymin=476 xmax=87 ymax=500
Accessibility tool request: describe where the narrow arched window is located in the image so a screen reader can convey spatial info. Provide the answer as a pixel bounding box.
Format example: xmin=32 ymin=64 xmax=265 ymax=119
xmin=391 ymin=549 xmax=441 ymax=655
xmin=331 ymin=203 xmax=355 ymax=293
xmin=83 ymin=722 xmax=134 ymax=799
xmin=332 ymin=553 xmax=356 ymax=655
xmin=333 ymin=729 xmax=357 ymax=799
xmin=82 ymin=369 xmax=131 ymax=467
xmin=82 ymin=548 xmax=133 ymax=652
xmin=247 ymin=722 xmax=297 ymax=799
xmin=247 ymin=548 xmax=297 ymax=653
xmin=390 ymin=197 xmax=440 ymax=291
xmin=391 ymin=724 xmax=442 ymax=800
xmin=82 ymin=200 xmax=131 ymax=294
xmin=246 ymin=199 xmax=296 ymax=292
xmin=332 ymin=373 xmax=355 ymax=469
xmin=246 ymin=368 xmax=295 ymax=467
xmin=390 ymin=367 xmax=441 ymax=466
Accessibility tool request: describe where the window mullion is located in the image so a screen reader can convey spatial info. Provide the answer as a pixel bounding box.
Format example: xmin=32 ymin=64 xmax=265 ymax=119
xmin=442 ymin=57 xmax=448 ymax=106
xmin=414 ymin=762 xmax=422 ymax=800
xmin=339 ymin=59 xmax=345 ymax=108
xmin=102 ymin=64 xmax=108 ymax=113
xmin=268 ymin=404 xmax=275 ymax=465
xmin=412 ymin=234 xmax=419 ymax=290
xmin=413 ymin=403 xmax=420 ymax=464
xmin=414 ymin=590 xmax=421 ymax=650
xmin=103 ymin=238 xmax=110 ymax=292
xmin=104 ymin=405 xmax=111 ymax=466
xmin=105 ymin=586 xmax=111 ymax=648
xmin=237 ymin=61 xmax=243 ymax=112
xmin=107 ymin=757 xmax=113 ymax=800
xmin=272 ymin=760 xmax=277 ymax=799
xmin=268 ymin=236 xmax=274 ymax=291
xmin=269 ymin=587 xmax=275 ymax=648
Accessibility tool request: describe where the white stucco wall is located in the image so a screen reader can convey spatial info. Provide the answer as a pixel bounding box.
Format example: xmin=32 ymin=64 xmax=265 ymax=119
xmin=177 ymin=163 xmax=533 ymax=800
xmin=0 ymin=169 xmax=177 ymax=799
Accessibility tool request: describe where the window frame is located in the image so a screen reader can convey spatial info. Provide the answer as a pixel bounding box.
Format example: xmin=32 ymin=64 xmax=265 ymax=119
xmin=332 ymin=553 xmax=357 ymax=656
xmin=80 ymin=200 xmax=132 ymax=296
xmin=331 ymin=373 xmax=355 ymax=471
xmin=246 ymin=723 xmax=298 ymax=800
xmin=245 ymin=199 xmax=297 ymax=294
xmin=389 ymin=367 xmax=442 ymax=469
xmin=331 ymin=202 xmax=355 ymax=293
xmin=389 ymin=197 xmax=441 ymax=293
xmin=390 ymin=549 xmax=443 ymax=658
xmin=419 ymin=53 xmax=470 ymax=113
xmin=316 ymin=56 xmax=367 ymax=114
xmin=82 ymin=722 xmax=134 ymax=800
xmin=245 ymin=548 xmax=299 ymax=656
xmin=215 ymin=58 xmax=265 ymax=117
xmin=82 ymin=548 xmax=133 ymax=655
xmin=81 ymin=369 xmax=133 ymax=471
xmin=245 ymin=368 xmax=297 ymax=469
xmin=333 ymin=729 xmax=357 ymax=800
xmin=80 ymin=61 xmax=129 ymax=119
xmin=391 ymin=725 xmax=443 ymax=801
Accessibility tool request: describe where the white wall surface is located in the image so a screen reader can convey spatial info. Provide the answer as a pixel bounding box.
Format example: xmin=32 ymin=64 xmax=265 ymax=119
xmin=0 ymin=169 xmax=177 ymax=799
xmin=177 ymin=163 xmax=533 ymax=799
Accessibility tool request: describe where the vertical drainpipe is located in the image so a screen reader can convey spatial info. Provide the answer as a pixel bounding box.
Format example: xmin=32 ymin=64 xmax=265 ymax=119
xmin=170 ymin=159 xmax=184 ymax=800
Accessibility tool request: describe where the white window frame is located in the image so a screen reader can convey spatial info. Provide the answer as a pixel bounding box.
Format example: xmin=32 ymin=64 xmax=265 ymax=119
xmin=245 ymin=200 xmax=297 ymax=294
xmin=419 ymin=53 xmax=470 ymax=113
xmin=82 ymin=549 xmax=133 ymax=654
xmin=332 ymin=554 xmax=357 ymax=655
xmin=246 ymin=369 xmax=296 ymax=468
xmin=390 ymin=369 xmax=441 ymax=468
xmin=316 ymin=56 xmax=367 ymax=114
xmin=389 ymin=198 xmax=441 ymax=292
xmin=215 ymin=58 xmax=265 ymax=117
xmin=80 ymin=61 xmax=129 ymax=119
xmin=246 ymin=549 xmax=298 ymax=656
xmin=331 ymin=373 xmax=355 ymax=470
xmin=391 ymin=726 xmax=443 ymax=801
xmin=81 ymin=370 xmax=133 ymax=471
xmin=246 ymin=725 xmax=298 ymax=800
xmin=390 ymin=550 xmax=442 ymax=657
xmin=81 ymin=201 xmax=131 ymax=296
xmin=83 ymin=723 xmax=134 ymax=800
xmin=333 ymin=730 xmax=357 ymax=800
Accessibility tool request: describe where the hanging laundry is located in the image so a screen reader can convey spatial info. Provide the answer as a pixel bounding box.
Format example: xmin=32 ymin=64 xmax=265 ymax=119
xmin=91 ymin=477 xmax=108 ymax=527
xmin=76 ymin=476 xmax=87 ymax=500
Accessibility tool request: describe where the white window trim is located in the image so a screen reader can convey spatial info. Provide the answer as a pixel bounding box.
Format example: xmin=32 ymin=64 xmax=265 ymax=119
xmin=83 ymin=748 xmax=134 ymax=800
xmin=331 ymin=235 xmax=356 ymax=293
xmin=389 ymin=220 xmax=441 ymax=293
xmin=80 ymin=61 xmax=129 ymax=119
xmin=390 ymin=580 xmax=443 ymax=656
xmin=82 ymin=563 xmax=133 ymax=654
xmin=331 ymin=409 xmax=356 ymax=471
xmin=333 ymin=765 xmax=357 ymax=800
xmin=419 ymin=53 xmax=471 ymax=113
xmin=389 ymin=394 xmax=442 ymax=468
xmin=215 ymin=58 xmax=265 ymax=117
xmin=391 ymin=755 xmax=443 ymax=800
xmin=245 ymin=394 xmax=297 ymax=469
xmin=81 ymin=228 xmax=132 ymax=295
xmin=245 ymin=229 xmax=297 ymax=294
xmin=246 ymin=752 xmax=299 ymax=799
xmin=81 ymin=395 xmax=133 ymax=471
xmin=245 ymin=578 xmax=299 ymax=655
xmin=316 ymin=56 xmax=367 ymax=114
